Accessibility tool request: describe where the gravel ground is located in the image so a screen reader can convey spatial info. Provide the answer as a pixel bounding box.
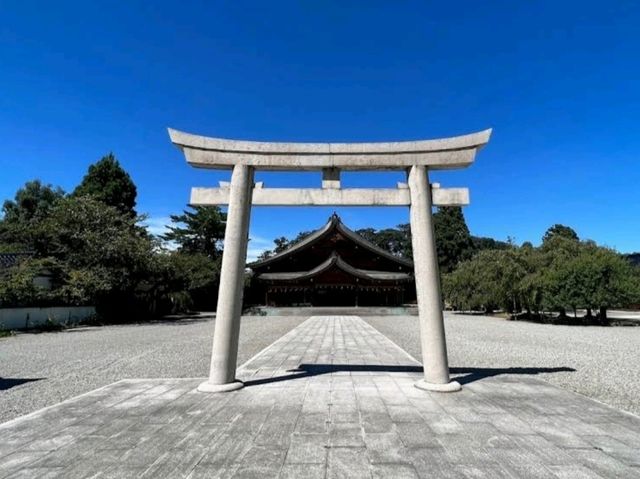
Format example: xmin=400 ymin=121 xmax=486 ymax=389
xmin=0 ymin=315 xmax=306 ymax=423
xmin=364 ymin=313 xmax=640 ymax=416
xmin=2 ymin=312 xmax=639 ymax=424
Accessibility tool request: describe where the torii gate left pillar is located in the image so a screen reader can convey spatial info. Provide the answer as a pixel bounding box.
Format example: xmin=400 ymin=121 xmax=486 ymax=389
xmin=169 ymin=127 xmax=491 ymax=394
xmin=199 ymin=163 xmax=253 ymax=391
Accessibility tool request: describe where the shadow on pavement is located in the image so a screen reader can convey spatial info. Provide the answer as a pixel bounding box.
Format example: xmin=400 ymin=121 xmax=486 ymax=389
xmin=450 ymin=366 xmax=576 ymax=385
xmin=243 ymin=364 xmax=575 ymax=387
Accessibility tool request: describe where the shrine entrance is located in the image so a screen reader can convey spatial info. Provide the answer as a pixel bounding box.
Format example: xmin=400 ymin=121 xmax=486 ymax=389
xmin=169 ymin=127 xmax=491 ymax=393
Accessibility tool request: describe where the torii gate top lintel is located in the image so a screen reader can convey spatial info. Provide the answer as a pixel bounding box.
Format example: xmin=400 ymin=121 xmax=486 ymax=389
xmin=168 ymin=127 xmax=491 ymax=171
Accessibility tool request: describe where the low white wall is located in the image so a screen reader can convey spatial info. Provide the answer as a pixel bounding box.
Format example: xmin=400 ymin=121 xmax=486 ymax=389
xmin=0 ymin=306 xmax=96 ymax=330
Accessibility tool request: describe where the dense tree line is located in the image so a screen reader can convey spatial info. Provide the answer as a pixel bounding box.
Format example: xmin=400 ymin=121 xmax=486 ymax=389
xmin=443 ymin=226 xmax=640 ymax=324
xmin=0 ymin=155 xmax=226 ymax=320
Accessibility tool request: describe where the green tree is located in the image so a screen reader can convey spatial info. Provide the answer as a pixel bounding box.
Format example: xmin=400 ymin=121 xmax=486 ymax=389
xmin=542 ymin=224 xmax=579 ymax=244
xmin=546 ymin=243 xmax=639 ymax=324
xmin=537 ymin=233 xmax=584 ymax=318
xmin=161 ymin=252 xmax=221 ymax=312
xmin=471 ymin=236 xmax=510 ymax=252
xmin=40 ymin=196 xmax=156 ymax=319
xmin=58 ymin=268 xmax=111 ymax=307
xmin=442 ymin=248 xmax=525 ymax=313
xmin=0 ymin=258 xmax=63 ymax=307
xmin=0 ymin=180 xmax=65 ymax=252
xmin=433 ymin=207 xmax=474 ymax=273
xmin=2 ymin=180 xmax=65 ymax=223
xmin=162 ymin=206 xmax=226 ymax=259
xmin=272 ymin=236 xmax=292 ymax=254
xmin=257 ymin=231 xmax=313 ymax=260
xmin=375 ymin=226 xmax=412 ymax=257
xmin=73 ymin=153 xmax=137 ymax=216
xmin=517 ymin=243 xmax=547 ymax=317
xmin=632 ymin=265 xmax=640 ymax=306
xmin=442 ymin=259 xmax=486 ymax=311
xmin=354 ymin=228 xmax=377 ymax=244
xmin=355 ymin=225 xmax=411 ymax=257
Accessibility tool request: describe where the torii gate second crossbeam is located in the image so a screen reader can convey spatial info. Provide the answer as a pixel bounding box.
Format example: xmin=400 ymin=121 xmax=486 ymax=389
xmin=169 ymin=128 xmax=492 ymax=394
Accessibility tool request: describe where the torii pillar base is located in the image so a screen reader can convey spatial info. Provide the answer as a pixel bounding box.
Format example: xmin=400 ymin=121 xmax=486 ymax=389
xmin=197 ymin=380 xmax=244 ymax=393
xmin=414 ymin=379 xmax=461 ymax=393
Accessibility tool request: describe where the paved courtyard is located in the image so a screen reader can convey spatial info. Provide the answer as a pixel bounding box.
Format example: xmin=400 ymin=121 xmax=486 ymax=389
xmin=1 ymin=316 xmax=639 ymax=478
xmin=0 ymin=315 xmax=307 ymax=423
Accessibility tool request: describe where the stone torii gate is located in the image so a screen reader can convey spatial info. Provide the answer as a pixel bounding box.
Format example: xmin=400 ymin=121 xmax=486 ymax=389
xmin=169 ymin=128 xmax=491 ymax=394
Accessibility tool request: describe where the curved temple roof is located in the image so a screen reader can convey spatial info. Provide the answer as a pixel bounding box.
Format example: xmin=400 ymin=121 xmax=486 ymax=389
xmin=168 ymin=128 xmax=491 ymax=171
xmin=257 ymin=253 xmax=412 ymax=283
xmin=249 ymin=213 xmax=413 ymax=270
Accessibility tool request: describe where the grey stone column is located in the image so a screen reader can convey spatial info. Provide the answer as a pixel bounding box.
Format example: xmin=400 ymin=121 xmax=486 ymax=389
xmin=408 ymin=165 xmax=461 ymax=392
xmin=198 ymin=164 xmax=254 ymax=393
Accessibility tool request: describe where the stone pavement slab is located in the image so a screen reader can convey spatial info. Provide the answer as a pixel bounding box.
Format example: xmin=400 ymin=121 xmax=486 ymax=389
xmin=1 ymin=315 xmax=639 ymax=478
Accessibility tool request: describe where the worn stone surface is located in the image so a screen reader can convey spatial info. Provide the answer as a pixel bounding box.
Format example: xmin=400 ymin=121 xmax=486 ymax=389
xmin=409 ymin=165 xmax=458 ymax=390
xmin=1 ymin=315 xmax=639 ymax=478
xmin=200 ymin=163 xmax=253 ymax=391
xmin=168 ymin=128 xmax=492 ymax=171
xmin=190 ymin=186 xmax=469 ymax=207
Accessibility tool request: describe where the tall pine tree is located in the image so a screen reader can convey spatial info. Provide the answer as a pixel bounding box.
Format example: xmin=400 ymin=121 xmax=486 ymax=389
xmin=73 ymin=153 xmax=137 ymax=216
xmin=432 ymin=206 xmax=474 ymax=273
xmin=162 ymin=206 xmax=227 ymax=259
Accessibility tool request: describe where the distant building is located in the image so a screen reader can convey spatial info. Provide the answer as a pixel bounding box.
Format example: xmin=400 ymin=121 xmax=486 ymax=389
xmin=0 ymin=253 xmax=52 ymax=290
xmin=0 ymin=252 xmax=32 ymax=269
xmin=249 ymin=214 xmax=415 ymax=307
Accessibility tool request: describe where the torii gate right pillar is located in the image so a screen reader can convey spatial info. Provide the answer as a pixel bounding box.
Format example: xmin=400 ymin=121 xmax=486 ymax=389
xmin=408 ymin=165 xmax=461 ymax=392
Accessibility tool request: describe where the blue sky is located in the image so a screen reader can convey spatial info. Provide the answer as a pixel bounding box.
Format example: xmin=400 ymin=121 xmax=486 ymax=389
xmin=1 ymin=1 xmax=639 ymax=259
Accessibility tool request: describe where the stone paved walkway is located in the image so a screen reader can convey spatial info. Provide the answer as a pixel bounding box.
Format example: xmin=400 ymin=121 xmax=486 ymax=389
xmin=1 ymin=316 xmax=639 ymax=478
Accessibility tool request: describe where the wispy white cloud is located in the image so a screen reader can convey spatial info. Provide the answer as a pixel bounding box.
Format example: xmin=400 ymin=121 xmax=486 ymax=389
xmin=143 ymin=216 xmax=172 ymax=237
xmin=143 ymin=216 xmax=179 ymax=251
xmin=247 ymin=235 xmax=274 ymax=262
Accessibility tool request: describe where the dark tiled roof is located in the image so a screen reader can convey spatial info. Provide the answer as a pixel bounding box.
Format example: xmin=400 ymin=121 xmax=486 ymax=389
xmin=249 ymin=213 xmax=413 ymax=269
xmin=0 ymin=252 xmax=34 ymax=269
xmin=256 ymin=253 xmax=413 ymax=283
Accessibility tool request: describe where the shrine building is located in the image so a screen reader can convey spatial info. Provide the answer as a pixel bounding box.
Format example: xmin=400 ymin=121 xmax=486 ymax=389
xmin=248 ymin=214 xmax=415 ymax=307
